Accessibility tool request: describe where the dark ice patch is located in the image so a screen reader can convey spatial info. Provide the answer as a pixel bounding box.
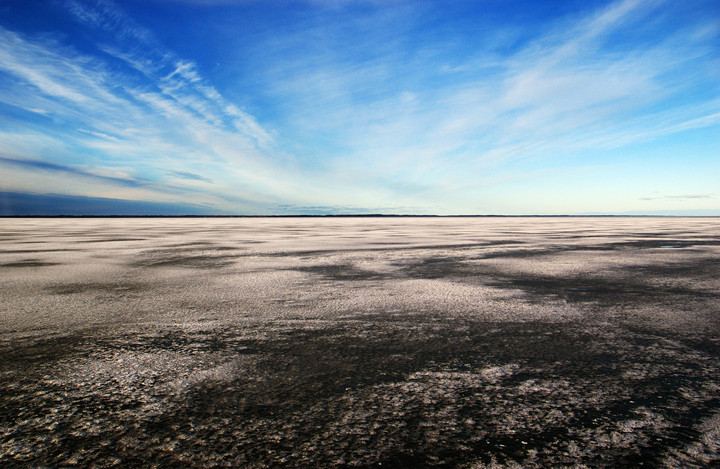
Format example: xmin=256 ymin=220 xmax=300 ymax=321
xmin=135 ymin=255 xmax=239 ymax=269
xmin=294 ymin=263 xmax=388 ymax=281
xmin=623 ymin=257 xmax=720 ymax=280
xmin=0 ymin=248 xmax=80 ymax=254
xmin=47 ymin=281 xmax=148 ymax=295
xmin=475 ymin=238 xmax=719 ymax=260
xmin=264 ymin=241 xmax=523 ymax=258
xmin=602 ymin=239 xmax=718 ymax=250
xmin=132 ymin=247 xmax=242 ymax=269
xmin=1 ymin=259 xmax=59 ymax=267
xmin=493 ymin=273 xmax=718 ymax=306
xmin=397 ymin=256 xmax=477 ymax=279
xmin=80 ymin=238 xmax=146 ymax=243
xmin=2 ymin=315 xmax=719 ymax=467
xmin=476 ymin=248 xmax=560 ymax=260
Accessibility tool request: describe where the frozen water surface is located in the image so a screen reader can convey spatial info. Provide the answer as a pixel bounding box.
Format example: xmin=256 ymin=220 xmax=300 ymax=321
xmin=1 ymin=217 xmax=719 ymax=467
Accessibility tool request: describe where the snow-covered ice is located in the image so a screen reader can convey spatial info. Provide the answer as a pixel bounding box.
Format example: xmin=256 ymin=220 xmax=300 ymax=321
xmin=1 ymin=217 xmax=718 ymax=466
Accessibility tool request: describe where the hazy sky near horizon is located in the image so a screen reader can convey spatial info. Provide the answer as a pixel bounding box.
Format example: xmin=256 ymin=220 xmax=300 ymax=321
xmin=0 ymin=0 xmax=718 ymax=215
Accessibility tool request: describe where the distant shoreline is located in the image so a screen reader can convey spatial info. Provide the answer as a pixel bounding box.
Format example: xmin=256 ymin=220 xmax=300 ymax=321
xmin=2 ymin=214 xmax=718 ymax=218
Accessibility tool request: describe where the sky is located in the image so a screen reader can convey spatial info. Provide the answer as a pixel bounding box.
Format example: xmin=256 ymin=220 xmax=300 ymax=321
xmin=0 ymin=0 xmax=718 ymax=215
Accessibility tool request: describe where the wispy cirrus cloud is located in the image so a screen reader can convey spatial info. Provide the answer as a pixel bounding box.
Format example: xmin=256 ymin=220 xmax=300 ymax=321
xmin=67 ymin=0 xmax=275 ymax=149
xmin=170 ymin=171 xmax=214 ymax=184
xmin=0 ymin=0 xmax=717 ymax=214
xmin=245 ymin=0 xmax=718 ymax=198
xmin=0 ymin=1 xmax=309 ymax=212
xmin=0 ymin=155 xmax=220 ymax=196
xmin=640 ymin=193 xmax=714 ymax=201
xmin=0 ymin=3 xmax=412 ymax=213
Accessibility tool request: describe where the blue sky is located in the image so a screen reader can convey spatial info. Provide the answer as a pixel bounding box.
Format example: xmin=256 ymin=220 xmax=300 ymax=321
xmin=0 ymin=0 xmax=718 ymax=215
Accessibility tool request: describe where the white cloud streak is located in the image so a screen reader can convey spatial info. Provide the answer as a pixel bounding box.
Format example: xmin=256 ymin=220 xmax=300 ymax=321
xmin=247 ymin=0 xmax=718 ymax=203
xmin=640 ymin=193 xmax=714 ymax=201
xmin=0 ymin=0 xmax=717 ymax=213
xmin=0 ymin=1 xmax=320 ymax=212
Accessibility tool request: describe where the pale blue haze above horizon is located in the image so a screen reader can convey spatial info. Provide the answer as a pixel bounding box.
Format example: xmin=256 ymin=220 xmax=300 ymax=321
xmin=0 ymin=0 xmax=718 ymax=215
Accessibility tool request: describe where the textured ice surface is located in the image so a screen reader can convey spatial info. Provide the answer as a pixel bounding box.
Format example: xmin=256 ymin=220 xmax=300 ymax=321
xmin=1 ymin=217 xmax=719 ymax=467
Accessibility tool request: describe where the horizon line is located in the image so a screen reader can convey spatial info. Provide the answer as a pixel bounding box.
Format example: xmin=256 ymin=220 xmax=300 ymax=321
xmin=2 ymin=214 xmax=719 ymax=218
